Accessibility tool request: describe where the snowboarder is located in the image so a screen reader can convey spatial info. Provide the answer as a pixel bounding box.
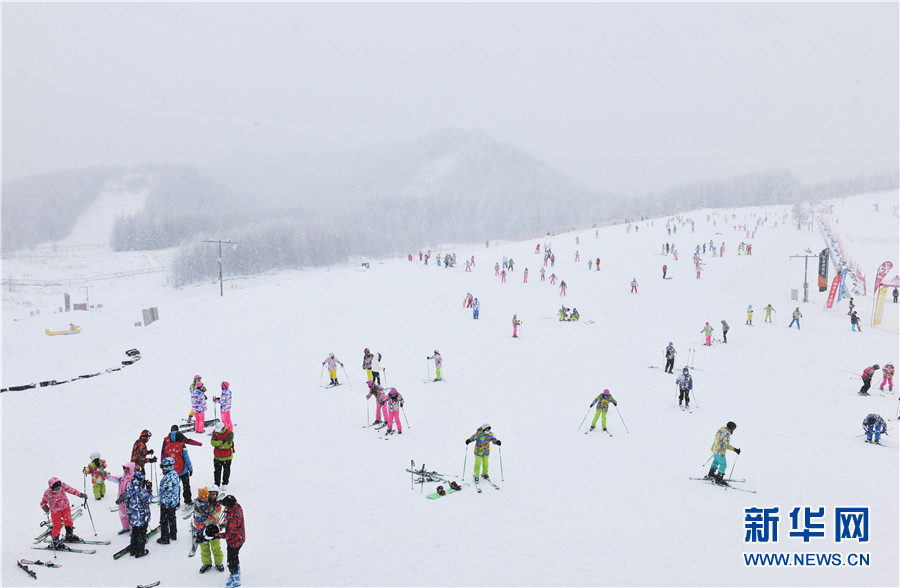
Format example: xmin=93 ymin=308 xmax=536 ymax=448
xmin=83 ymin=452 xmax=108 ymax=500
xmin=630 ymin=278 xmax=638 ymax=294
xmin=879 ymin=363 xmax=894 ymax=391
xmin=117 ymin=469 xmax=153 ymax=557
xmin=745 ymin=305 xmax=753 ymax=326
xmin=157 ymin=456 xmax=180 ymax=544
xmin=366 ymin=380 xmax=387 ymax=426
xmin=323 ymin=353 xmax=343 ymax=386
xmin=662 ymin=264 xmax=667 ymax=279
xmin=371 ymin=353 xmax=383 ymax=385
xmin=862 ymin=414 xmax=887 ymax=444
xmin=190 ymin=375 xmax=209 ymax=433
xmin=676 ymin=367 xmax=693 ymax=409
xmin=589 ymin=389 xmax=618 ymax=431
xmin=222 ymin=495 xmax=245 ymax=587
xmin=215 ymin=381 xmax=234 ymax=430
xmin=473 ymin=298 xmax=480 ymax=319
xmin=720 ymin=320 xmax=730 ymax=343
xmin=40 ymin=477 xmax=87 ymax=550
xmin=559 ymin=280 xmax=567 ymax=297
xmin=512 ymin=314 xmax=521 ymax=338
xmin=764 ymin=304 xmax=776 ymax=323
xmin=131 ymin=429 xmax=156 ymax=475
xmin=859 ymin=364 xmax=880 ymax=396
xmin=664 ymin=342 xmax=676 ymax=373
xmin=161 ymin=425 xmax=202 ymax=505
xmin=701 ymin=322 xmax=714 ymax=346
xmin=427 ymin=351 xmax=443 ymax=381
xmin=705 ymin=421 xmax=741 ymax=486
xmin=385 ymin=388 xmax=404 ymax=435
xmin=850 ymin=311 xmax=862 ymax=332
xmin=362 ymin=348 xmax=374 ymax=382
xmin=789 ymin=307 xmax=802 ymax=329
xmin=193 ymin=488 xmax=225 ymax=573
xmin=465 ymin=424 xmax=501 ymax=482
xmin=210 ymin=421 xmax=234 ymax=489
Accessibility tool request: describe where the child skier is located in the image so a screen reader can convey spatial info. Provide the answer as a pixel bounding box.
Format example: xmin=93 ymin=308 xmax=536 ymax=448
xmin=106 ymin=463 xmax=135 ymax=534
xmin=859 ymin=364 xmax=880 ymax=396
xmin=83 ymin=452 xmax=108 ymax=500
xmin=366 ymin=380 xmax=386 ymax=426
xmin=40 ymin=477 xmax=87 ymax=549
xmin=720 ymin=320 xmax=730 ymax=343
xmin=589 ymin=389 xmax=618 ymax=431
xmin=216 ymin=381 xmax=234 ymax=430
xmin=362 ymin=348 xmax=374 ymax=382
xmin=427 ymin=351 xmax=443 ymax=381
xmin=664 ymin=342 xmax=676 ymax=374
xmin=879 ymin=363 xmax=894 ymax=391
xmin=222 ymin=495 xmax=245 ymax=587
xmin=764 ymin=304 xmax=775 ymax=323
xmin=862 ymin=414 xmax=887 ymax=444
xmin=117 ymin=470 xmax=153 ymax=557
xmin=323 ymin=353 xmax=344 ymax=386
xmin=745 ymin=305 xmax=753 ymax=326
xmin=465 ymin=424 xmax=502 ymax=482
xmin=512 ymin=314 xmax=521 ymax=338
xmin=190 ymin=375 xmax=208 ymax=433
xmin=372 ymin=352 xmax=383 ymax=385
xmin=157 ymin=456 xmax=180 ymax=544
xmin=473 ymin=298 xmax=480 ymax=319
xmin=676 ymin=367 xmax=693 ymax=410
xmin=701 ymin=322 xmax=714 ymax=346
xmin=705 ymin=421 xmax=741 ymax=486
xmin=630 ymin=278 xmax=638 ymax=294
xmin=789 ymin=307 xmax=802 ymax=329
xmin=559 ymin=280 xmax=567 ymax=297
xmin=384 ymin=388 xmax=404 ymax=435
xmin=193 ymin=488 xmax=225 ymax=573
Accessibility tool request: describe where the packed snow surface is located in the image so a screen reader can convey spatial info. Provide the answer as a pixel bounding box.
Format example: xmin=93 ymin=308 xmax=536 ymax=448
xmin=2 ymin=191 xmax=898 ymax=587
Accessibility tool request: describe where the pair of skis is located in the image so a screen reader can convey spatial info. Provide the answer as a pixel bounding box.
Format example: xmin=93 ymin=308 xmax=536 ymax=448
xmin=34 ymin=508 xmax=82 ymax=543
xmin=473 ymin=476 xmax=500 ymax=494
xmin=689 ymin=477 xmax=756 ymax=493
xmin=112 ymin=525 xmax=161 ymax=559
xmin=32 ymin=536 xmax=111 ymax=555
xmin=585 ymin=427 xmax=613 ymax=436
xmin=18 ymin=558 xmax=62 ymax=578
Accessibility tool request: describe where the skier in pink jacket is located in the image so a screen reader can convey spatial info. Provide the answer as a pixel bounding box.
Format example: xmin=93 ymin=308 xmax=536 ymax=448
xmin=40 ymin=477 xmax=87 ymax=548
xmin=106 ymin=462 xmax=136 ymax=534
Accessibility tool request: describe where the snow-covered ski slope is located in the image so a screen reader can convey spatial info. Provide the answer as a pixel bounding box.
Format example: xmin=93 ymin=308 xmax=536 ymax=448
xmin=2 ymin=190 xmax=898 ymax=587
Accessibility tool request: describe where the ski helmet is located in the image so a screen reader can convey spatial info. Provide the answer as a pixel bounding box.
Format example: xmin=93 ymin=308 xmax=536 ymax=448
xmin=140 ymin=429 xmax=152 ymax=438
xmin=866 ymin=415 xmax=876 ymax=426
xmin=161 ymin=456 xmax=175 ymax=469
xmin=683 ymin=367 xmax=689 ymax=374
xmin=601 ymin=389 xmax=610 ymax=396
xmin=194 ymin=375 xmax=202 ymax=382
xmin=434 ymin=350 xmax=439 ymax=355
xmin=480 ymin=423 xmax=491 ymax=432
xmin=90 ymin=451 xmax=101 ymax=461
xmin=364 ymin=348 xmax=369 ymax=354
xmin=389 ymin=388 xmax=399 ymax=398
xmin=874 ymin=364 xmax=880 ymax=370
xmin=204 ymin=524 xmax=220 ymax=539
xmin=329 ymin=352 xmax=334 ymax=358
xmin=222 ymin=495 xmax=237 ymax=509
xmin=367 ymin=380 xmax=374 ymax=387
xmin=668 ymin=342 xmax=673 ymax=346
xmin=726 ymin=421 xmax=737 ymax=432
xmin=221 ymin=381 xmax=229 ymax=389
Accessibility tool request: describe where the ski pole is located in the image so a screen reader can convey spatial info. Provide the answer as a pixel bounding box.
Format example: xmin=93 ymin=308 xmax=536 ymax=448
xmin=341 ymin=364 xmax=352 ymax=386
xmin=401 ymin=406 xmax=410 ymax=429
xmin=46 ymin=512 xmax=57 ymax=559
xmin=728 ymin=453 xmax=739 ymax=481
xmin=578 ymin=406 xmax=591 ymax=430
xmin=701 ymin=455 xmax=712 ymax=467
xmin=462 ymin=445 xmax=468 ymax=478
xmin=427 ymin=360 xmax=431 ymax=382
xmin=319 ymin=364 xmax=325 ymax=387
xmin=383 ymin=367 xmax=387 ymax=386
xmin=366 ymin=397 xmax=370 ymax=427
xmin=614 ymin=405 xmax=629 ymax=434
xmin=83 ymin=494 xmax=97 ymax=536
xmin=690 ymin=389 xmax=700 ymax=409
xmin=498 ymin=446 xmax=504 ymax=482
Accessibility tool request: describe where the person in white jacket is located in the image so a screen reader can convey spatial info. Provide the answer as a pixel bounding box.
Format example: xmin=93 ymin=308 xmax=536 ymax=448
xmin=371 ymin=353 xmax=383 ymax=385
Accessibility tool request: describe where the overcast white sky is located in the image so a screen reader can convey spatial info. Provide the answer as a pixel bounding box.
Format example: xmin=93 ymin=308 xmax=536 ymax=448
xmin=3 ymin=2 xmax=898 ymax=195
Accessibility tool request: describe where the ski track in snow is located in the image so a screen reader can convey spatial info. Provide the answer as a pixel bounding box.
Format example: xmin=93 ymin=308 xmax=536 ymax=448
xmin=2 ymin=191 xmax=898 ymax=587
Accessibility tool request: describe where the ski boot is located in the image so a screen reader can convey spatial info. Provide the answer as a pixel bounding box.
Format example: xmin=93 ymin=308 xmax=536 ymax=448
xmin=482 ymin=474 xmax=489 ymax=480
xmin=135 ymin=549 xmax=149 ymax=558
xmin=714 ymin=473 xmax=729 ymax=486
xmin=216 ymin=564 xmax=225 ymax=572
xmin=64 ymin=527 xmax=81 ymax=542
xmin=52 ymin=537 xmax=65 ymax=550
xmin=706 ymin=467 xmax=717 ymax=480
xmin=118 ymin=528 xmax=131 ymax=535
xmin=157 ymin=537 xmax=170 ymax=544
xmin=227 ymin=573 xmax=236 ymax=587
xmin=398 ymin=430 xmax=402 ymax=435
xmin=602 ymin=427 xmax=607 ymax=431
xmin=199 ymin=564 xmax=212 ymax=574
xmin=589 ymin=425 xmax=595 ymax=431
xmin=232 ymin=567 xmax=241 ymax=587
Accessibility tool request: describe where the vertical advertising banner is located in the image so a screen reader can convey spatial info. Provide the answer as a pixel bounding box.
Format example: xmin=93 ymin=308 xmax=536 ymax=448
xmin=836 ymin=268 xmax=850 ymax=303
xmin=64 ymin=293 xmax=70 ymax=312
xmin=873 ymin=261 xmax=892 ymax=295
xmin=817 ymin=249 xmax=829 ymax=292
xmin=825 ymin=274 xmax=843 ymax=309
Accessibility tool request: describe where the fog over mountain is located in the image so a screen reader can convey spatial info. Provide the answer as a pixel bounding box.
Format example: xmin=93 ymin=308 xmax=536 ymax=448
xmin=3 ymin=129 xmax=896 ymax=286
